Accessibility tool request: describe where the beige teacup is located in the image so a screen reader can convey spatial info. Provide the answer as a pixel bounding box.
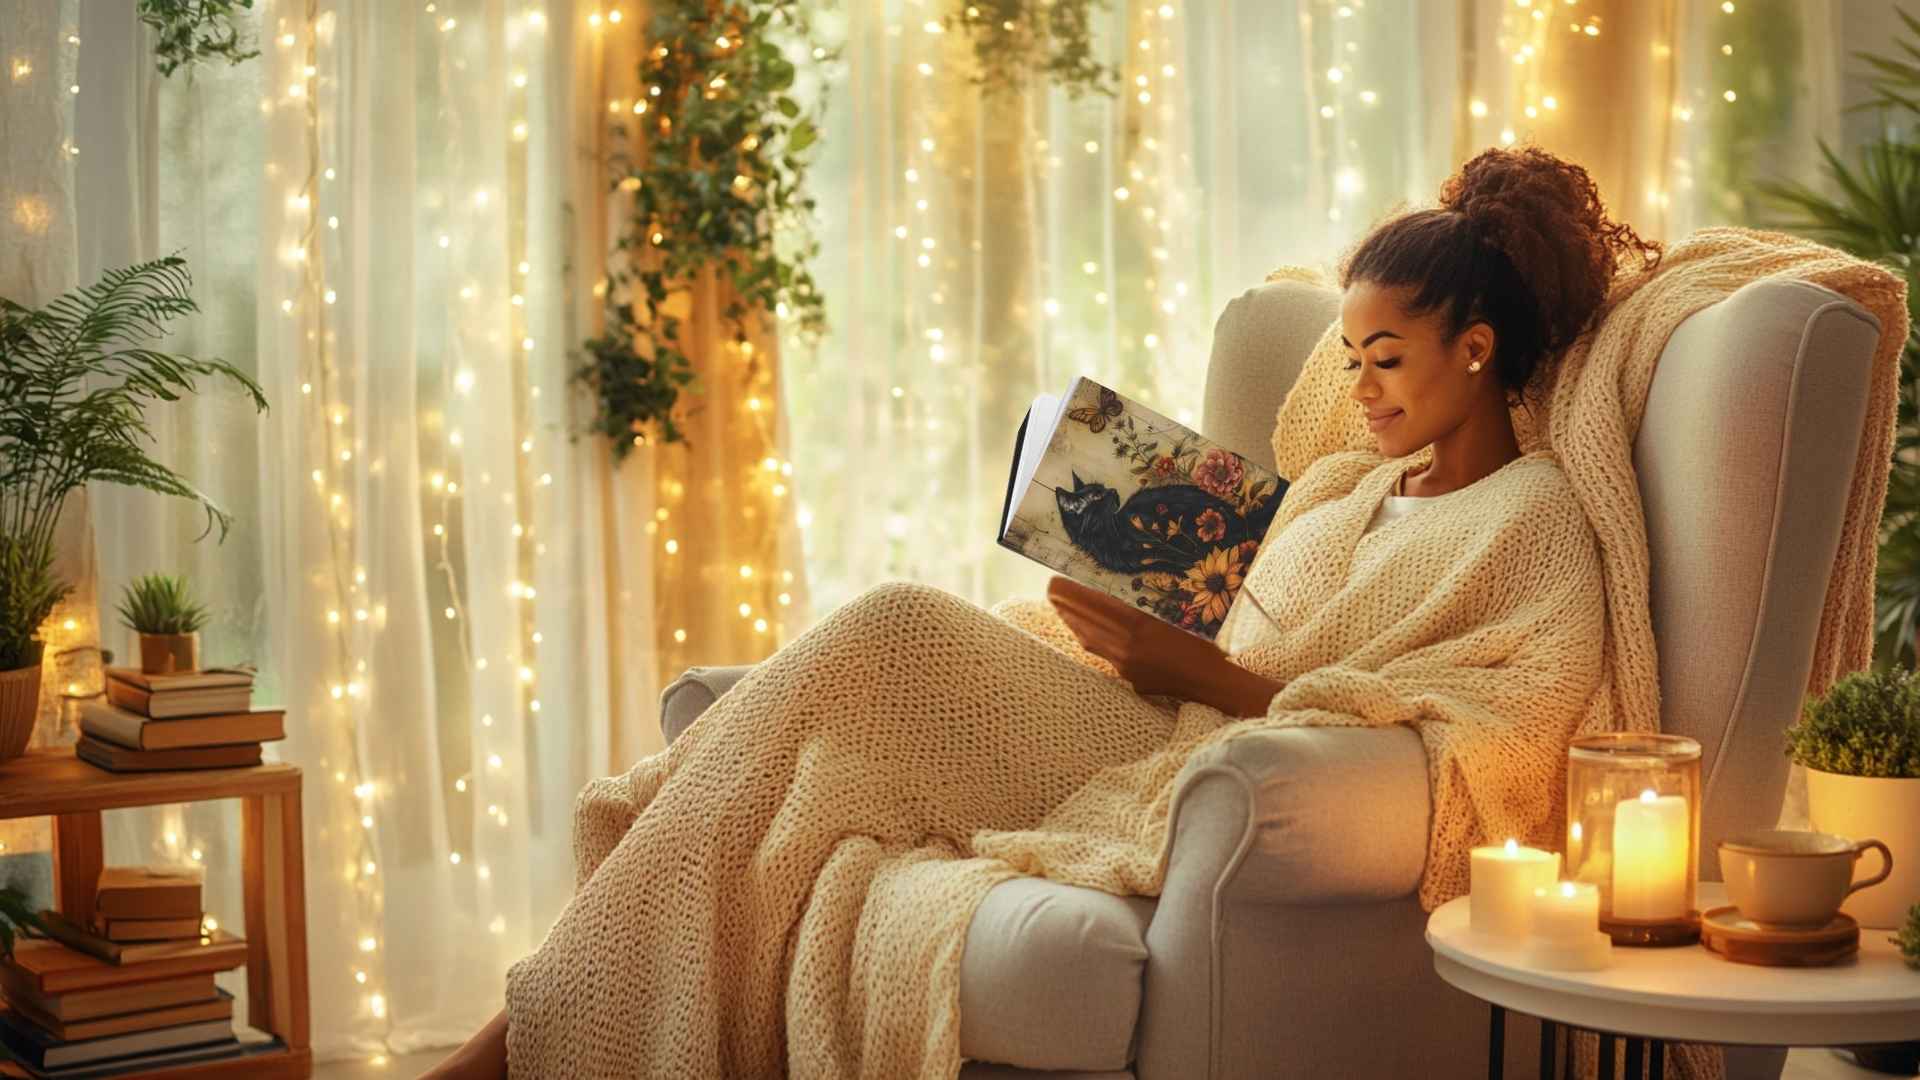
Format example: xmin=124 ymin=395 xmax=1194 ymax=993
xmin=1718 ymin=830 xmax=1892 ymax=929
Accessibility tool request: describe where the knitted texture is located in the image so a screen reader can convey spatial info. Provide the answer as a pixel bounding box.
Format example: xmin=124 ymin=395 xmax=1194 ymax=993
xmin=503 ymin=228 xmax=1903 ymax=1079
xmin=1268 ymin=226 xmax=1907 ymax=725
xmin=502 ymin=452 xmax=1602 ymax=1077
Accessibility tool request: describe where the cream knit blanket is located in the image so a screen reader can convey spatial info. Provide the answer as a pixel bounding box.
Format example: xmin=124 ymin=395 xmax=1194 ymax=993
xmin=504 ymin=227 xmax=1903 ymax=1078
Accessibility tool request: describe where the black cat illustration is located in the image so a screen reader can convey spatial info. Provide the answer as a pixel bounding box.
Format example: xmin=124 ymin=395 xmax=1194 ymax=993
xmin=1054 ymin=472 xmax=1282 ymax=574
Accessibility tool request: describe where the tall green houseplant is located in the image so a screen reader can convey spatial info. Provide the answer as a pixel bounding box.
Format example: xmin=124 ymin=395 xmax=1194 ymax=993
xmin=1756 ymin=6 xmax=1920 ymax=668
xmin=0 ymin=254 xmax=264 ymax=950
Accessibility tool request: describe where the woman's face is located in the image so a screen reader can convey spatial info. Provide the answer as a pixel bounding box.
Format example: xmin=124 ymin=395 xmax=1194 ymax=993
xmin=1340 ymin=280 xmax=1496 ymax=459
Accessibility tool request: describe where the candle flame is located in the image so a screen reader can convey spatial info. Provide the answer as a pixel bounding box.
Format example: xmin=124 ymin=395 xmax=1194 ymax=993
xmin=1639 ymin=788 xmax=1658 ymax=803
xmin=1503 ymin=838 xmax=1519 ymax=855
xmin=1560 ymin=882 xmax=1576 ymax=897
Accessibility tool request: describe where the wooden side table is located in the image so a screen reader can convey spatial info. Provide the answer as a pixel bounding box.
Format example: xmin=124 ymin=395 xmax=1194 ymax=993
xmin=1426 ymin=882 xmax=1920 ymax=1080
xmin=0 ymin=748 xmax=311 ymax=1079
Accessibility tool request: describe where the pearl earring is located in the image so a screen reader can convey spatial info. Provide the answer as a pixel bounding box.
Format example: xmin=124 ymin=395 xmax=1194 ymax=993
xmin=1468 ymin=361 xmax=1483 ymax=373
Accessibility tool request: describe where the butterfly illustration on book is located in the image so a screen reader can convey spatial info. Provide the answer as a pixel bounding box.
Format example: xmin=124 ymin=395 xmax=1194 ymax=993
xmin=1065 ymin=387 xmax=1124 ymax=434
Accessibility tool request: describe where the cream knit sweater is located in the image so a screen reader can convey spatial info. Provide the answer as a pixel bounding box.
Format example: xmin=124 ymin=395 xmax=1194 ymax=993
xmin=504 ymin=227 xmax=1903 ymax=1079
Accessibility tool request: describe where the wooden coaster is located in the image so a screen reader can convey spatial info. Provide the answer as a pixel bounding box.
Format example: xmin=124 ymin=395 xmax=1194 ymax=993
xmin=1699 ymin=905 xmax=1859 ymax=967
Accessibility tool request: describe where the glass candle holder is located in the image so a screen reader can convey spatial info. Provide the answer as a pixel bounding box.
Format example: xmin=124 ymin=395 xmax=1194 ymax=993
xmin=1565 ymin=733 xmax=1702 ymax=946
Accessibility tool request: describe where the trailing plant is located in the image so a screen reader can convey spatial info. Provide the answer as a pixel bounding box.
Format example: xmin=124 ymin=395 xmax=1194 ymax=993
xmin=1753 ymin=6 xmax=1920 ymax=668
xmin=577 ymin=0 xmax=832 ymax=460
xmin=1897 ymin=900 xmax=1920 ymax=969
xmin=1785 ymin=668 xmax=1920 ymax=778
xmin=941 ymin=0 xmax=1122 ymax=100
xmin=578 ymin=0 xmax=1118 ymax=460
xmin=137 ymin=0 xmax=260 ymax=77
xmin=0 ymin=885 xmax=40 ymax=959
xmin=117 ymin=574 xmax=211 ymax=636
xmin=0 ymin=255 xmax=267 ymax=669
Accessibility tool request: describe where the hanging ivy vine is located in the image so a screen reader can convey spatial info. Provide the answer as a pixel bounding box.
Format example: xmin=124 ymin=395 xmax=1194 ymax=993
xmin=943 ymin=0 xmax=1121 ymax=100
xmin=578 ymin=0 xmax=1120 ymax=460
xmin=137 ymin=0 xmax=259 ymax=77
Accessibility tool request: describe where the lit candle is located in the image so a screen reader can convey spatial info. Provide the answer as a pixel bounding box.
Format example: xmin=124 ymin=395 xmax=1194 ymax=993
xmin=1526 ymin=881 xmax=1611 ymax=970
xmin=1611 ymin=789 xmax=1689 ymax=920
xmin=1470 ymin=838 xmax=1559 ymax=937
xmin=1529 ymin=881 xmax=1600 ymax=942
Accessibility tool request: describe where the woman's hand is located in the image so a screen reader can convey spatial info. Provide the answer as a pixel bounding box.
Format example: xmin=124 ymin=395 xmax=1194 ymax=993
xmin=1045 ymin=576 xmax=1282 ymax=716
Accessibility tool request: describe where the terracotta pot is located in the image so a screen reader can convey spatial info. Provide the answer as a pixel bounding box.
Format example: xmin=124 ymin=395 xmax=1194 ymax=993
xmin=137 ymin=631 xmax=200 ymax=675
xmin=1805 ymin=767 xmax=1920 ymax=930
xmin=0 ymin=657 xmax=42 ymax=762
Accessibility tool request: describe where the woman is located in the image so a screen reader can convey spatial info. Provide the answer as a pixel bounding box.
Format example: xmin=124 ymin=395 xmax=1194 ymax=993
xmin=426 ymin=144 xmax=1661 ymax=1079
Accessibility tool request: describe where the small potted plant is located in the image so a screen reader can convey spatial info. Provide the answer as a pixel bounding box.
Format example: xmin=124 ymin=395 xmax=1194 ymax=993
xmin=0 ymin=540 xmax=70 ymax=759
xmin=1786 ymin=668 xmax=1920 ymax=929
xmin=116 ymin=574 xmax=210 ymax=675
xmin=0 ymin=254 xmax=266 ymax=760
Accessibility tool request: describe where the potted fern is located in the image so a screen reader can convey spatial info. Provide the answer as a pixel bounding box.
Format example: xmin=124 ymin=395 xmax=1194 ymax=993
xmin=117 ymin=574 xmax=210 ymax=675
xmin=1786 ymin=668 xmax=1920 ymax=929
xmin=0 ymin=255 xmax=265 ymax=760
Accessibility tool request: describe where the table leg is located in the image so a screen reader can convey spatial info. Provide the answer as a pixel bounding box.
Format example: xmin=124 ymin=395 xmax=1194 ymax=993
xmin=243 ymin=788 xmax=310 ymax=1054
xmin=1599 ymin=1029 xmax=1616 ymax=1078
xmin=1489 ymin=1003 xmax=1505 ymax=1080
xmin=1648 ymin=1039 xmax=1664 ymax=1080
xmin=1625 ymin=1035 xmax=1644 ymax=1077
xmin=51 ymin=811 xmax=103 ymax=931
xmin=1538 ymin=1019 xmax=1558 ymax=1080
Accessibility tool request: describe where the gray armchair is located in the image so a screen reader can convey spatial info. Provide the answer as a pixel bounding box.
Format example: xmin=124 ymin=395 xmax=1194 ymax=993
xmin=660 ymin=273 xmax=1882 ymax=1079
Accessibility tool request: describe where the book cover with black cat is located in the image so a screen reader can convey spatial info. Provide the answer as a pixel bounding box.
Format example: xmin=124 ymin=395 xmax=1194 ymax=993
xmin=998 ymin=376 xmax=1289 ymax=640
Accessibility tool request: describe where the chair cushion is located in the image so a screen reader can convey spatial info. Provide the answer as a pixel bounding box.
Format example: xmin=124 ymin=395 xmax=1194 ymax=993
xmin=959 ymin=876 xmax=1156 ymax=1072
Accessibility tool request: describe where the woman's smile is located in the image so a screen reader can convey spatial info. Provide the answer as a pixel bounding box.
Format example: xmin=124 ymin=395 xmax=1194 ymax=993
xmin=1367 ymin=408 xmax=1404 ymax=432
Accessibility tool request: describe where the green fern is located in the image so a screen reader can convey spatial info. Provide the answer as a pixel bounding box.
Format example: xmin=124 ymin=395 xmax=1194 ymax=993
xmin=0 ymin=254 xmax=266 ymax=667
xmin=116 ymin=574 xmax=210 ymax=635
xmin=1753 ymin=6 xmax=1920 ymax=668
xmin=0 ymin=537 xmax=68 ymax=671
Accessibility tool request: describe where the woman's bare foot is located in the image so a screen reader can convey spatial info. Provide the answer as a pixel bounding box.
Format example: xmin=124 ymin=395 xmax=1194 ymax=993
xmin=418 ymin=1008 xmax=507 ymax=1080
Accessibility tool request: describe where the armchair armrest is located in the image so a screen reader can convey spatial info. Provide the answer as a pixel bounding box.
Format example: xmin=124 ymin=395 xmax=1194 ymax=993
xmin=1165 ymin=724 xmax=1430 ymax=907
xmin=660 ymin=665 xmax=754 ymax=746
xmin=1134 ymin=724 xmax=1430 ymax=1078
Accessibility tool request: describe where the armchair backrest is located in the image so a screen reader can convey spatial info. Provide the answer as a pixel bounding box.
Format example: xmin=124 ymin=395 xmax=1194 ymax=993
xmin=1202 ymin=276 xmax=1882 ymax=877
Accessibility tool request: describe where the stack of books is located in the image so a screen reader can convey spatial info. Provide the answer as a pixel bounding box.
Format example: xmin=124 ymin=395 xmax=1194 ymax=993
xmin=0 ymin=868 xmax=277 ymax=1077
xmin=77 ymin=668 xmax=282 ymax=773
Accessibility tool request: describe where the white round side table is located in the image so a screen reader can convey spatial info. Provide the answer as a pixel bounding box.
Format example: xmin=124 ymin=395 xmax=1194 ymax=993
xmin=1426 ymin=882 xmax=1920 ymax=1079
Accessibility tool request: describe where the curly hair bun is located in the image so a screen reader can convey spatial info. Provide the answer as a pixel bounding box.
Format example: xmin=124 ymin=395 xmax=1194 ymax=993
xmin=1439 ymin=145 xmax=1662 ymax=354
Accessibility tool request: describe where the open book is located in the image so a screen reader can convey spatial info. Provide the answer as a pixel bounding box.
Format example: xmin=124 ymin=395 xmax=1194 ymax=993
xmin=998 ymin=376 xmax=1290 ymax=640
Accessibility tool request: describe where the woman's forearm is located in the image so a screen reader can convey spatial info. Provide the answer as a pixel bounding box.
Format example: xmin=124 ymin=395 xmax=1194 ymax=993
xmin=1203 ymin=660 xmax=1284 ymax=718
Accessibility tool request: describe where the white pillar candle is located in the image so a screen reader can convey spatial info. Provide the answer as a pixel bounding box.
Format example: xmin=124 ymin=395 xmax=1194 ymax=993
xmin=1525 ymin=882 xmax=1613 ymax=971
xmin=1529 ymin=881 xmax=1600 ymax=942
xmin=1611 ymin=789 xmax=1690 ymax=920
xmin=1469 ymin=838 xmax=1559 ymax=937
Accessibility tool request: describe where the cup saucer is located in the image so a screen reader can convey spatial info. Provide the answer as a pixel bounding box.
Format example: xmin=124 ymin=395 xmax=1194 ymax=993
xmin=1699 ymin=905 xmax=1859 ymax=967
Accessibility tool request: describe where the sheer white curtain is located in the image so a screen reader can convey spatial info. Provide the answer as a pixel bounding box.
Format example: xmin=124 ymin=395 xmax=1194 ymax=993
xmin=784 ymin=0 xmax=1853 ymax=614
xmin=54 ymin=0 xmax=646 ymax=1061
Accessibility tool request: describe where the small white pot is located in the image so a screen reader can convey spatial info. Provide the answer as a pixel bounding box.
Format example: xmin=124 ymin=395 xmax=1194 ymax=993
xmin=1804 ymin=767 xmax=1920 ymax=930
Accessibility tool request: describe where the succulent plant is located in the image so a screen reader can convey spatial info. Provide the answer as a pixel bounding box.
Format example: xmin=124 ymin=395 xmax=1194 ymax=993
xmin=116 ymin=574 xmax=211 ymax=636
